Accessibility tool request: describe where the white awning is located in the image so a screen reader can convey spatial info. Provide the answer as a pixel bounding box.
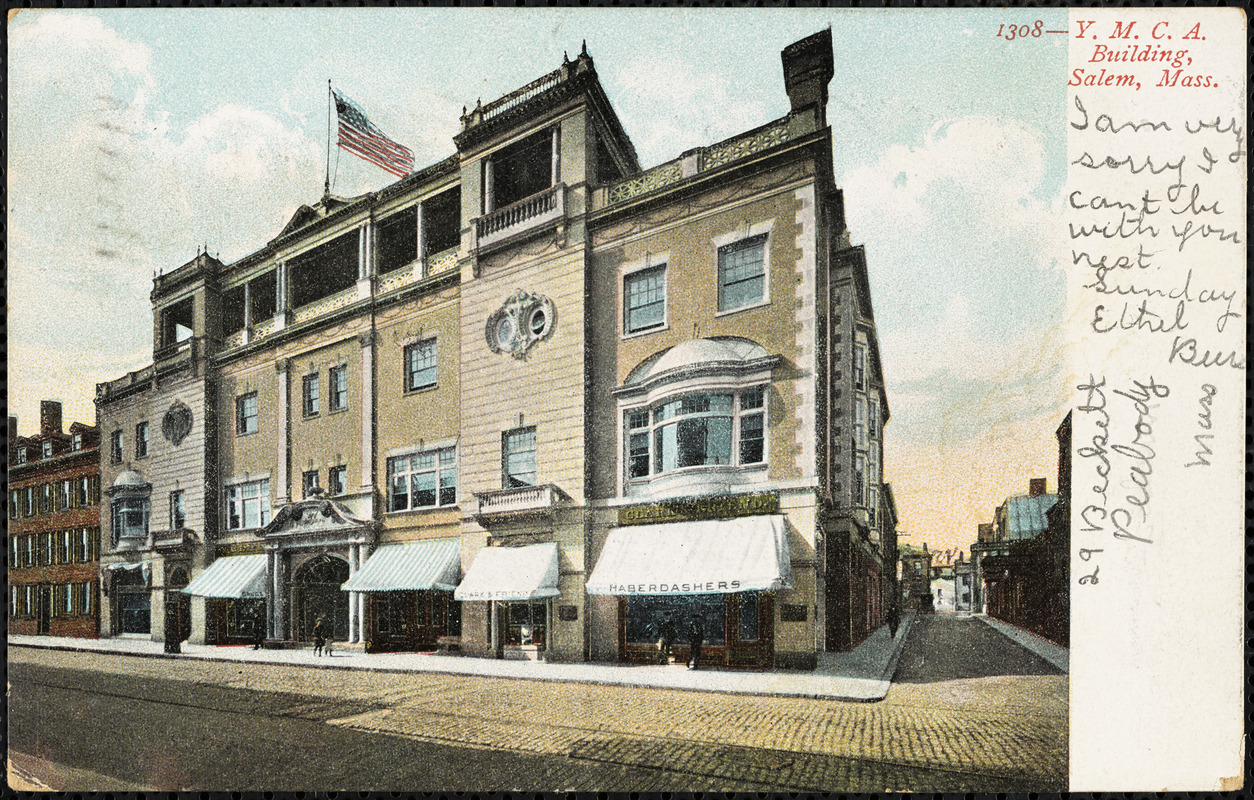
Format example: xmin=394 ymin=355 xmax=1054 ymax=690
xmin=182 ymin=554 xmax=267 ymax=599
xmin=586 ymin=514 xmax=794 ymax=595
xmin=341 ymin=539 xmax=460 ymax=593
xmin=454 ymin=542 xmax=560 ymax=602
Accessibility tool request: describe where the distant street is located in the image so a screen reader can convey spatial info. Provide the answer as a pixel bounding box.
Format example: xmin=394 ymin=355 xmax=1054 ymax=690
xmin=9 ymin=621 xmax=1066 ymax=792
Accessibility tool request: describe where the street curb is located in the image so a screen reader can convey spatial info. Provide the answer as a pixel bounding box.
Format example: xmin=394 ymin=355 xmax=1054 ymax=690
xmin=9 ymin=640 xmax=895 ymax=704
xmin=878 ymin=612 xmax=916 ymax=684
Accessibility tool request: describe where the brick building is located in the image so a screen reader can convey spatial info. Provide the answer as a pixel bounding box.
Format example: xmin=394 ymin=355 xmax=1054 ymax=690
xmin=94 ymin=30 xmax=897 ymax=666
xmin=7 ymin=402 xmax=103 ymax=637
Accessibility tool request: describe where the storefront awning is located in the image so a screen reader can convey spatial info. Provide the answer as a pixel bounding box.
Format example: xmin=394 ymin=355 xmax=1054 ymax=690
xmin=341 ymin=538 xmax=460 ymax=593
xmin=182 ymin=554 xmax=267 ymax=599
xmin=454 ymin=542 xmax=560 ymax=602
xmin=586 ymin=514 xmax=794 ymax=595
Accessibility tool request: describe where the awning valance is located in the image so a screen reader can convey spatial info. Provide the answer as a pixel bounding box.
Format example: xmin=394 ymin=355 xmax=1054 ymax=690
xmin=182 ymin=554 xmax=267 ymax=599
xmin=586 ymin=514 xmax=793 ymax=596
xmin=454 ymin=542 xmax=560 ymax=602
xmin=341 ymin=538 xmax=460 ymax=593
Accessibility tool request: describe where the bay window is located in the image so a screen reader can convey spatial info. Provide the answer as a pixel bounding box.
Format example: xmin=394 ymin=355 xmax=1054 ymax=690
xmin=112 ymin=496 xmax=150 ymax=545
xmin=625 ymin=387 xmax=768 ymax=481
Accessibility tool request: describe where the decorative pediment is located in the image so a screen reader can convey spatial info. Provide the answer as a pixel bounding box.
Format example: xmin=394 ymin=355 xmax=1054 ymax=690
xmin=273 ymin=195 xmax=354 ymax=242
xmin=261 ymin=495 xmax=373 ymax=541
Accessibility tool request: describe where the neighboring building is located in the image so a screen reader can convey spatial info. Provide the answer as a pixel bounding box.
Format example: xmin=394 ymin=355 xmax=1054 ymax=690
xmin=953 ymin=552 xmax=976 ymax=614
xmin=7 ymin=402 xmax=102 ymax=638
xmin=981 ymin=416 xmax=1070 ymax=645
xmin=899 ymin=543 xmax=932 ymax=612
xmin=977 ymin=476 xmax=1058 ymax=634
xmin=95 ymin=30 xmax=896 ymax=666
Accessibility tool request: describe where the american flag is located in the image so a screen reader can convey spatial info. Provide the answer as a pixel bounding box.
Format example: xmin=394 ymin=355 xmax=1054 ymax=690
xmin=333 ymin=90 xmax=414 ymax=178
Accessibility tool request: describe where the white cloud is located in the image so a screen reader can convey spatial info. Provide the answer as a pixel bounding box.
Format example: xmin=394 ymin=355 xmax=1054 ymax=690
xmin=612 ymin=55 xmax=770 ymax=167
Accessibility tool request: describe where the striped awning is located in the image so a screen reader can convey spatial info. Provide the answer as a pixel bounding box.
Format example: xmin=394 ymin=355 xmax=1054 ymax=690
xmin=341 ymin=538 xmax=461 ymax=593
xmin=182 ymin=554 xmax=268 ymax=599
xmin=454 ymin=542 xmax=560 ymax=602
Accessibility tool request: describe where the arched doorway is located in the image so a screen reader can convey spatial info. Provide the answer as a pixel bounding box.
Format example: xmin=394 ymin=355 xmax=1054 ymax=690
xmin=293 ymin=554 xmax=350 ymax=642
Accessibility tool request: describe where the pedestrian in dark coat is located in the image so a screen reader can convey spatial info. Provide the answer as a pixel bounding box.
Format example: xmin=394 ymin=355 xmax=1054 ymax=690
xmin=657 ymin=612 xmax=677 ymax=665
xmin=313 ymin=616 xmax=327 ymax=656
xmin=687 ymin=615 xmax=705 ymax=670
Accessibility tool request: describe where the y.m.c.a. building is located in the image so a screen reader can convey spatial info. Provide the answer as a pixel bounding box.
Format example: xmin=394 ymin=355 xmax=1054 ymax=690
xmin=95 ymin=30 xmax=896 ymax=669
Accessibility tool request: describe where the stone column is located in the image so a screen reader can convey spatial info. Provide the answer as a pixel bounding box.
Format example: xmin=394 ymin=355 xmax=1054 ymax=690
xmin=266 ymin=550 xmax=278 ymax=639
xmin=356 ymin=223 xmax=374 ymax=300
xmin=242 ymin=281 xmax=253 ymax=344
xmin=550 ymin=125 xmax=561 ymax=186
xmin=415 ymin=201 xmax=426 ymax=278
xmin=275 ymin=359 xmax=290 ymax=505
xmin=274 ymin=261 xmax=289 ymax=332
xmin=483 ymin=159 xmax=495 ymax=214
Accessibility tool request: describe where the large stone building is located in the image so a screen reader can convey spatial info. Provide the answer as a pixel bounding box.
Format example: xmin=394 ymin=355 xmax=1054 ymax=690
xmin=94 ymin=30 xmax=896 ymax=667
xmin=7 ymin=402 xmax=102 ymax=638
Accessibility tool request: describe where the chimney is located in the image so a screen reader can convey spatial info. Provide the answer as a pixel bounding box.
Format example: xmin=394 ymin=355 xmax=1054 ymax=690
xmin=922 ymin=542 xmax=928 ymax=553
xmin=40 ymin=401 xmax=63 ymax=437
xmin=978 ymin=522 xmax=994 ymax=542
xmin=7 ymin=416 xmax=16 ymax=455
xmin=1029 ymin=477 xmax=1047 ymax=497
xmin=781 ymin=29 xmax=834 ymax=116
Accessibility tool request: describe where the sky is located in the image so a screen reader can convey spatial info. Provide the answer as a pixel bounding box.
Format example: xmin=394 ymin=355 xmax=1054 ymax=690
xmin=7 ymin=8 xmax=1070 ymax=553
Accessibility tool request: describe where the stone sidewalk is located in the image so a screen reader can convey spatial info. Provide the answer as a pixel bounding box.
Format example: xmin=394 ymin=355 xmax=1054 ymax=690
xmin=975 ymin=615 xmax=1069 ymax=673
xmin=10 ymin=612 xmax=914 ymax=702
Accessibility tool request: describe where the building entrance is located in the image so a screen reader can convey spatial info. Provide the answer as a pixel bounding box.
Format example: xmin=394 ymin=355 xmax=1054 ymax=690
xmin=293 ymin=554 xmax=350 ymax=642
xmin=115 ymin=568 xmax=151 ymax=634
xmin=36 ymin=585 xmax=51 ymax=635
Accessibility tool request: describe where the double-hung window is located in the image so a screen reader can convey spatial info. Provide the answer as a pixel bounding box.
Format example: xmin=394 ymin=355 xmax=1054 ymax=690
xmin=328 ymin=465 xmax=347 ymax=496
xmin=236 ymin=393 xmax=258 ymax=435
xmin=40 ymin=485 xmax=52 ymax=514
xmin=170 ymin=490 xmax=186 ymax=530
xmin=59 ymin=480 xmax=71 ymax=511
xmin=868 ymin=394 xmax=879 ymax=440
xmin=388 ymin=448 xmax=457 ymax=511
xmin=739 ymin=388 xmax=766 ymax=465
xmin=405 ymin=340 xmax=437 ymax=391
xmin=17 ymin=448 xmax=27 ymax=465
xmin=503 ymin=428 xmax=537 ymax=488
xmin=7 ymin=491 xmax=17 ymax=521
xmin=853 ymin=344 xmax=867 ymax=391
xmin=42 ymin=441 xmax=53 ymax=459
xmin=135 ymin=421 xmax=149 ymax=458
xmin=112 ymin=497 xmax=150 ymax=545
xmin=302 ymin=374 xmax=320 ymax=418
xmin=854 ymin=395 xmax=867 ymax=450
xmin=717 ymin=234 xmax=768 ymax=312
xmin=24 ymin=487 xmax=35 ymax=517
xmin=226 ymin=479 xmax=271 ymax=530
xmin=328 ymin=365 xmax=348 ymax=412
xmin=110 ymin=430 xmax=124 ymax=464
xmin=72 ymin=433 xmax=83 ymax=452
xmin=624 ymin=265 xmax=666 ymax=334
xmin=854 ymin=453 xmax=866 ymax=507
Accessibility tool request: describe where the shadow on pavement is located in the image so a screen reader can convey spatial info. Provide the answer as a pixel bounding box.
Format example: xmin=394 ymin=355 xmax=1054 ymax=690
xmin=891 ymin=615 xmax=1064 ymax=684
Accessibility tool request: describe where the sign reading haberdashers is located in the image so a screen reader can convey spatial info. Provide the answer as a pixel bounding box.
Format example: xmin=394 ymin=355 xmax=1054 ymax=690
xmin=616 ymin=493 xmax=779 ymax=526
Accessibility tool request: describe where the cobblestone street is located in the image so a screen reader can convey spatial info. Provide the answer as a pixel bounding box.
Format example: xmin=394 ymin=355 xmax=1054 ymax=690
xmin=9 ymin=618 xmax=1066 ymax=791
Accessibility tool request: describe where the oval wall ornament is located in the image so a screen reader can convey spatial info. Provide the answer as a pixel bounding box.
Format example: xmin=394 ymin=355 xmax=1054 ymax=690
xmin=485 ymin=289 xmax=556 ymax=359
xmin=162 ymin=401 xmax=193 ymax=446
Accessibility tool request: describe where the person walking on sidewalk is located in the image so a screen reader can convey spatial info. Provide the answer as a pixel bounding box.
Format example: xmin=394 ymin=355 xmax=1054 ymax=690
xmin=686 ymin=614 xmax=705 ymax=670
xmin=657 ymin=611 xmax=677 ymax=665
xmin=313 ymin=616 xmax=328 ymax=657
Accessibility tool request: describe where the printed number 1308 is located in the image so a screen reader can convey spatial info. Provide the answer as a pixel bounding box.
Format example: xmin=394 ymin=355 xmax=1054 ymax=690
xmin=997 ymin=21 xmax=1043 ymax=40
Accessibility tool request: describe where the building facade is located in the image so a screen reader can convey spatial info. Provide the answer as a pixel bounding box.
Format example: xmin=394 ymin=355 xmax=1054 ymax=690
xmin=94 ymin=30 xmax=896 ymax=666
xmin=7 ymin=402 xmax=103 ymax=638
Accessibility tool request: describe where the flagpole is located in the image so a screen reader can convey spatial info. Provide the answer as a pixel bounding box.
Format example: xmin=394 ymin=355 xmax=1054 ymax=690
xmin=324 ymin=79 xmax=332 ymax=197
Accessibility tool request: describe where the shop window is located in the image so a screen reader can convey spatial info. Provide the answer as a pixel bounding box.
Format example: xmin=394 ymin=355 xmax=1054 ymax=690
xmin=111 ymin=497 xmax=150 ymax=546
xmin=717 ymin=234 xmax=768 ymax=313
xmin=624 ymin=265 xmax=666 ymax=334
xmin=135 ymin=421 xmax=150 ymax=458
xmin=504 ymin=601 xmax=547 ymax=648
xmin=328 ymin=366 xmax=348 ymax=412
xmin=502 ymin=428 xmax=537 ymax=488
xmin=110 ymin=430 xmax=124 ymax=464
xmin=302 ymin=470 xmax=320 ymax=498
xmin=375 ymin=593 xmax=409 ymax=636
xmin=404 ymin=340 xmax=437 ymax=391
xmin=236 ymin=393 xmax=258 ymax=436
xmin=388 ymin=448 xmax=456 ymax=512
xmin=328 ymin=465 xmax=347 ymax=497
xmin=737 ymin=593 xmax=760 ymax=643
xmin=302 ymin=374 xmax=321 ymax=418
xmin=170 ymin=490 xmax=186 ymax=530
xmin=624 ymin=595 xmax=726 ymax=646
xmin=226 ymin=479 xmax=271 ymax=530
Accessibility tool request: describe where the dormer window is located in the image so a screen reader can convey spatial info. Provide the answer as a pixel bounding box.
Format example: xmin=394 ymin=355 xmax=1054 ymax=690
xmin=17 ymin=448 xmax=27 ymax=465
xmin=71 ymin=433 xmax=83 ymax=452
xmin=41 ymin=441 xmax=52 ymax=459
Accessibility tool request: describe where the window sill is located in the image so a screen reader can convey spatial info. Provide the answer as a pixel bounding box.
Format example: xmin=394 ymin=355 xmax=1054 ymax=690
xmin=302 ymin=413 xmax=320 ymax=421
xmin=404 ymin=382 xmax=439 ymax=396
xmin=385 ymin=504 xmax=460 ymax=517
xmin=621 ymin=323 xmax=669 ymax=341
xmin=236 ymin=430 xmax=259 ymax=438
xmin=328 ymin=407 xmax=349 ymax=416
xmin=715 ymin=299 xmax=771 ymax=318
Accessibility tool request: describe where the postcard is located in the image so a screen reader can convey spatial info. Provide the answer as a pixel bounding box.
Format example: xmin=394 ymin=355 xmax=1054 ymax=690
xmin=6 ymin=7 xmax=1245 ymax=793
